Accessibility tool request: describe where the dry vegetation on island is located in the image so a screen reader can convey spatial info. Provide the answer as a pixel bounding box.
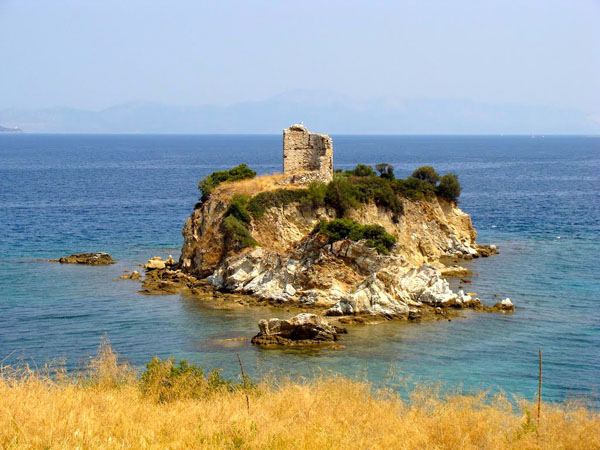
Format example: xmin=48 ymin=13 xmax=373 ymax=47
xmin=1 ymin=340 xmax=598 ymax=450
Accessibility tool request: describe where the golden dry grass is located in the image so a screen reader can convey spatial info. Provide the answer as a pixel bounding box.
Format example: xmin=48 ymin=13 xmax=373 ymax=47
xmin=1 ymin=342 xmax=598 ymax=450
xmin=214 ymin=173 xmax=300 ymax=198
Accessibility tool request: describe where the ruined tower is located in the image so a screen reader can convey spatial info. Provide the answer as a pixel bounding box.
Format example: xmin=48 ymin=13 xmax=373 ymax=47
xmin=283 ymin=124 xmax=333 ymax=183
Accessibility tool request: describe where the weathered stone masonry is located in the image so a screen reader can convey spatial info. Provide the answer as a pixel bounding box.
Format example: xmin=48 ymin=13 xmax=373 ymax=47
xmin=283 ymin=124 xmax=333 ymax=183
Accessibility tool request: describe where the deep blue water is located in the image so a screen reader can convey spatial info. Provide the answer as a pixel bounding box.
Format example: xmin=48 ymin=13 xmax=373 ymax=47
xmin=1 ymin=134 xmax=598 ymax=405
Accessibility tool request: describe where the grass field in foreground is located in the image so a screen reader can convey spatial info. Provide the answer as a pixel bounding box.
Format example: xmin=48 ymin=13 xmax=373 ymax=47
xmin=1 ymin=340 xmax=598 ymax=449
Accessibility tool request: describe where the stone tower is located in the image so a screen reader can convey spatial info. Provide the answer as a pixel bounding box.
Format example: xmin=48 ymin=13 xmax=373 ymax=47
xmin=282 ymin=124 xmax=333 ymax=183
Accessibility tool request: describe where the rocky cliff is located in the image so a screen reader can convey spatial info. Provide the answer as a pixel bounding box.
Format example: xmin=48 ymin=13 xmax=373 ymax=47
xmin=177 ymin=175 xmax=497 ymax=319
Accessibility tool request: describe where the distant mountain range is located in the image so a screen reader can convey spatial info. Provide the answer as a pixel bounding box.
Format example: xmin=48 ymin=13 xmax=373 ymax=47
xmin=0 ymin=90 xmax=597 ymax=134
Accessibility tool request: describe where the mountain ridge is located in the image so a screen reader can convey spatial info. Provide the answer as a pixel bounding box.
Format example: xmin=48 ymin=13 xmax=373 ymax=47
xmin=1 ymin=90 xmax=597 ymax=134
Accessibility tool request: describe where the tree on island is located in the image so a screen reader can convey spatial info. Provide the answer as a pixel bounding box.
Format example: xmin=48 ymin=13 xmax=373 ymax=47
xmin=375 ymin=163 xmax=395 ymax=180
xmin=411 ymin=166 xmax=440 ymax=185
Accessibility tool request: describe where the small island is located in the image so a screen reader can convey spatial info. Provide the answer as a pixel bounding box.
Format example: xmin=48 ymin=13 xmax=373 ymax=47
xmin=0 ymin=125 xmax=22 ymax=133
xmin=141 ymin=124 xmax=508 ymax=338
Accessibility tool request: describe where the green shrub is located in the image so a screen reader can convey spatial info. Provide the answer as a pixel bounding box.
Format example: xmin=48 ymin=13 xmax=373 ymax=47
xmin=312 ymin=219 xmax=396 ymax=255
xmin=304 ymin=181 xmax=327 ymax=207
xmin=435 ymin=173 xmax=462 ymax=203
xmin=225 ymin=195 xmax=251 ymax=224
xmin=222 ymin=215 xmax=258 ymax=249
xmin=247 ymin=188 xmax=309 ymax=219
xmin=351 ymin=176 xmax=404 ymax=220
xmin=140 ymin=357 xmax=231 ymax=403
xmin=346 ymin=164 xmax=376 ymax=177
xmin=392 ymin=177 xmax=436 ymax=201
xmin=325 ymin=177 xmax=361 ymax=216
xmin=198 ymin=164 xmax=256 ymax=203
xmin=375 ymin=163 xmax=395 ymax=180
xmin=411 ymin=166 xmax=440 ymax=185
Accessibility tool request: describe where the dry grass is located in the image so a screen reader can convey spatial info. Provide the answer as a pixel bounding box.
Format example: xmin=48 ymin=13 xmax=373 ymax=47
xmin=215 ymin=173 xmax=299 ymax=198
xmin=1 ymin=342 xmax=598 ymax=450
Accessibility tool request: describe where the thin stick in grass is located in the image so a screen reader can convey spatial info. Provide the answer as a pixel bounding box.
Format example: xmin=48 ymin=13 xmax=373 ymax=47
xmin=237 ymin=353 xmax=250 ymax=413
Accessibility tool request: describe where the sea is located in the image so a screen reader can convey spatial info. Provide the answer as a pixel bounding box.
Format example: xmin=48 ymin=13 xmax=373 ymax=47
xmin=1 ymin=134 xmax=598 ymax=405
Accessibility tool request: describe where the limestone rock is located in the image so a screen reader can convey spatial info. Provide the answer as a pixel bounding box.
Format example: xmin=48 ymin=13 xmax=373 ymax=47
xmin=54 ymin=252 xmax=115 ymax=265
xmin=251 ymin=313 xmax=346 ymax=346
xmin=145 ymin=257 xmax=166 ymax=270
xmin=326 ymin=264 xmax=458 ymax=316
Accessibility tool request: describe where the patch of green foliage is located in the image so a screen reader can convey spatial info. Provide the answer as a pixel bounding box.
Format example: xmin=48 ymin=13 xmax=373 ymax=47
xmin=392 ymin=177 xmax=436 ymax=201
xmin=351 ymin=176 xmax=404 ymax=221
xmin=226 ymin=194 xmax=252 ymax=224
xmin=197 ymin=164 xmax=256 ymax=203
xmin=435 ymin=173 xmax=462 ymax=203
xmin=305 ymin=181 xmax=328 ymax=207
xmin=140 ymin=357 xmax=237 ymax=403
xmin=411 ymin=166 xmax=440 ymax=185
xmin=345 ymin=163 xmax=376 ymax=177
xmin=247 ymin=188 xmax=310 ymax=219
xmin=222 ymin=215 xmax=258 ymax=250
xmin=324 ymin=177 xmax=361 ymax=216
xmin=375 ymin=163 xmax=395 ymax=180
xmin=312 ymin=218 xmax=397 ymax=255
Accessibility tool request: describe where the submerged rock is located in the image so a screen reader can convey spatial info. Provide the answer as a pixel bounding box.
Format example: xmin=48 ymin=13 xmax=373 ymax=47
xmin=251 ymin=313 xmax=346 ymax=346
xmin=120 ymin=270 xmax=140 ymax=280
xmin=54 ymin=252 xmax=115 ymax=265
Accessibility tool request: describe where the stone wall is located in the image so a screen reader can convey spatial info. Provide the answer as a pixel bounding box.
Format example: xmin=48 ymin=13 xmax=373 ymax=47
xmin=283 ymin=124 xmax=333 ymax=183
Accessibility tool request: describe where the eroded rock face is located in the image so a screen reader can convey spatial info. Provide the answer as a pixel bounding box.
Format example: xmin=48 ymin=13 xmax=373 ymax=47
xmin=326 ymin=265 xmax=463 ymax=316
xmin=54 ymin=252 xmax=115 ymax=265
xmin=207 ymin=236 xmax=386 ymax=307
xmin=251 ymin=313 xmax=346 ymax=346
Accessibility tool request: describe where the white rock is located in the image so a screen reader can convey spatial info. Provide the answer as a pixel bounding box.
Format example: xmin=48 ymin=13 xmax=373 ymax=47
xmin=145 ymin=257 xmax=166 ymax=270
xmin=285 ymin=284 xmax=296 ymax=296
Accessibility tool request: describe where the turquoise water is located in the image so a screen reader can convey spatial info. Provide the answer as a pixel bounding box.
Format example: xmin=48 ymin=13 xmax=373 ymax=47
xmin=1 ymin=134 xmax=598 ymax=404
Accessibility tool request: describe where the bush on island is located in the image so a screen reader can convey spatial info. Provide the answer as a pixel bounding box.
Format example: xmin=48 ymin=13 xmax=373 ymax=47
xmin=312 ymin=218 xmax=397 ymax=255
xmin=392 ymin=177 xmax=436 ymax=202
xmin=324 ymin=177 xmax=361 ymax=216
xmin=222 ymin=215 xmax=258 ymax=249
xmin=247 ymin=189 xmax=309 ymax=219
xmin=346 ymin=164 xmax=376 ymax=177
xmin=435 ymin=173 xmax=462 ymax=203
xmin=411 ymin=166 xmax=440 ymax=185
xmin=375 ymin=163 xmax=395 ymax=180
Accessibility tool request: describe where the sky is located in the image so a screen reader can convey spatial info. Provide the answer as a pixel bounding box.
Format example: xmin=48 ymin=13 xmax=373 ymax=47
xmin=0 ymin=0 xmax=598 ymax=114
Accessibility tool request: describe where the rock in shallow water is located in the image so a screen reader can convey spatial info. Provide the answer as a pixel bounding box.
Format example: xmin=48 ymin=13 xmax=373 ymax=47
xmin=120 ymin=270 xmax=140 ymax=280
xmin=54 ymin=252 xmax=115 ymax=265
xmin=493 ymin=297 xmax=515 ymax=312
xmin=251 ymin=313 xmax=346 ymax=347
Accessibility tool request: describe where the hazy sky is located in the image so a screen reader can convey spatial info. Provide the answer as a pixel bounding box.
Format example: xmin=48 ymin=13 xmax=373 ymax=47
xmin=1 ymin=0 xmax=598 ymax=112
